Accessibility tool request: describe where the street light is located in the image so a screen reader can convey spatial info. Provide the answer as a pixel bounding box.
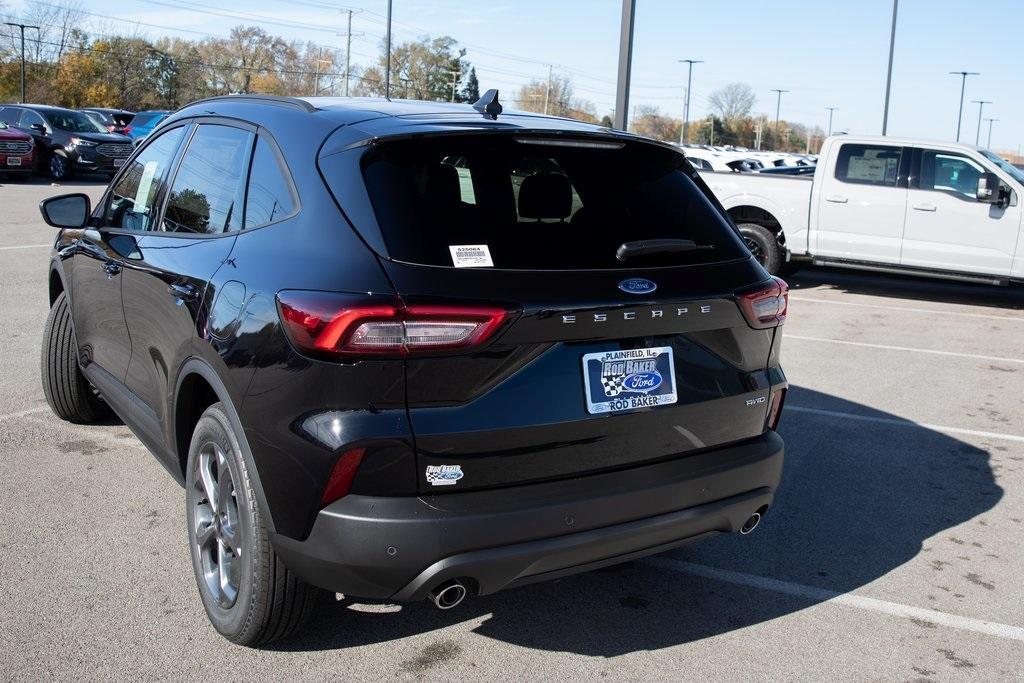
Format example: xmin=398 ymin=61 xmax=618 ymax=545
xmin=825 ymin=106 xmax=838 ymax=136
xmin=971 ymin=100 xmax=991 ymax=146
xmin=3 ymin=22 xmax=40 ymax=104
xmin=949 ymin=71 xmax=979 ymax=141
xmin=984 ymin=118 xmax=998 ymax=148
xmin=678 ymin=59 xmax=703 ymax=144
xmin=881 ymin=0 xmax=898 ymax=135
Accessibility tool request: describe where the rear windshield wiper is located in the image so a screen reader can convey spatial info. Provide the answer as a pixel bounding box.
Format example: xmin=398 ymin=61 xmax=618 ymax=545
xmin=615 ymin=239 xmax=715 ymax=262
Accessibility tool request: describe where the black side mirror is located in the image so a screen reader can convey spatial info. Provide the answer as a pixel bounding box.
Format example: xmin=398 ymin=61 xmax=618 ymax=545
xmin=40 ymin=193 xmax=91 ymax=229
xmin=29 ymin=123 xmax=47 ymax=135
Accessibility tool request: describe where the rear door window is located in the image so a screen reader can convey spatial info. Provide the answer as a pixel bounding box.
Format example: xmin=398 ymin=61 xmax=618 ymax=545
xmin=834 ymin=143 xmax=903 ymax=186
xmin=354 ymin=135 xmax=747 ymax=269
xmin=244 ymin=136 xmax=297 ymax=228
xmin=163 ymin=124 xmax=253 ymax=234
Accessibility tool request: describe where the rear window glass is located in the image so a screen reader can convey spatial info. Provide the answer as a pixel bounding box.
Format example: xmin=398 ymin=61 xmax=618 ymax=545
xmin=357 ymin=135 xmax=747 ymax=269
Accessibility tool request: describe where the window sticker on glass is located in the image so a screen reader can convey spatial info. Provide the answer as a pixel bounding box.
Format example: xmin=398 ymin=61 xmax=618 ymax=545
xmin=847 ymin=156 xmax=898 ymax=184
xmin=133 ymin=160 xmax=159 ymax=214
xmin=449 ymin=244 xmax=493 ymax=268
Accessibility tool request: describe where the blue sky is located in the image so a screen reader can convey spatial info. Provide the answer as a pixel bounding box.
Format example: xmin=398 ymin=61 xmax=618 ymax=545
xmin=8 ymin=0 xmax=1022 ymax=152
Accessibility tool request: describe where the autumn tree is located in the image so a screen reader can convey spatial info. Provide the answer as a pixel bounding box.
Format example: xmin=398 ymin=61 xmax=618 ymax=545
xmin=708 ymin=82 xmax=756 ymax=121
xmin=355 ymin=36 xmax=469 ymax=101
xmin=630 ymin=105 xmax=681 ymax=142
xmin=515 ymin=72 xmax=596 ymax=122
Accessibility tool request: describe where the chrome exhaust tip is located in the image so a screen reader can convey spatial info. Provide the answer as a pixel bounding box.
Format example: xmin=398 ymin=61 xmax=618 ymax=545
xmin=739 ymin=512 xmax=762 ymax=535
xmin=429 ymin=580 xmax=468 ymax=610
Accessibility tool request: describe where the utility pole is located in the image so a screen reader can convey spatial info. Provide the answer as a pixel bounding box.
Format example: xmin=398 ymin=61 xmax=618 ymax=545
xmin=448 ymin=69 xmax=460 ymax=102
xmin=949 ymin=71 xmax=979 ymax=141
xmin=4 ymin=22 xmax=40 ymax=104
xmin=983 ymin=118 xmax=997 ymax=148
xmin=678 ymin=59 xmax=702 ymax=144
xmin=971 ymin=100 xmax=991 ymax=145
xmin=881 ymin=0 xmax=898 ymax=135
xmin=384 ymin=0 xmax=393 ymax=99
xmin=543 ymin=64 xmax=553 ymax=115
xmin=825 ymin=106 xmax=838 ymax=136
xmin=754 ymin=120 xmax=762 ymax=151
xmin=339 ymin=9 xmax=363 ymax=97
xmin=708 ymin=115 xmax=714 ymax=146
xmin=771 ymin=89 xmax=788 ymax=146
xmin=613 ymin=0 xmax=636 ymax=131
xmin=313 ymin=46 xmax=324 ymax=96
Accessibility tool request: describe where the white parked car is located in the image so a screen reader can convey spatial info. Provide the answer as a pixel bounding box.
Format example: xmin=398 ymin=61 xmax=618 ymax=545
xmin=705 ymin=135 xmax=1024 ymax=284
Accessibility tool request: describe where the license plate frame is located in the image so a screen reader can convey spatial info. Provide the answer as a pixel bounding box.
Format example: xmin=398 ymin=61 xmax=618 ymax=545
xmin=581 ymin=346 xmax=678 ymax=415
xmin=6 ymin=157 xmax=22 ymax=166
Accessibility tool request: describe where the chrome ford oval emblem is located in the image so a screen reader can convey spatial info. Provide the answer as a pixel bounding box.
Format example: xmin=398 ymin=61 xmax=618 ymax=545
xmin=623 ymin=371 xmax=662 ymax=393
xmin=618 ymin=278 xmax=657 ymax=295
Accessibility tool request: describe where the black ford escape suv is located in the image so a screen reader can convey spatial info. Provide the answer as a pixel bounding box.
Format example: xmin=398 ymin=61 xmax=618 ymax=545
xmin=38 ymin=93 xmax=788 ymax=646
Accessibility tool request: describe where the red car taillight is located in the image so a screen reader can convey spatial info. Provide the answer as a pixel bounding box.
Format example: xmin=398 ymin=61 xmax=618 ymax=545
xmin=276 ymin=291 xmax=509 ymax=358
xmin=320 ymin=447 xmax=366 ymax=506
xmin=736 ymin=276 xmax=789 ymax=329
xmin=766 ymin=387 xmax=786 ymax=430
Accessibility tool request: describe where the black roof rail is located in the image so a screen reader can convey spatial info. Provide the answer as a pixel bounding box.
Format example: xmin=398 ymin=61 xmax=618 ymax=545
xmin=183 ymin=94 xmax=318 ymax=113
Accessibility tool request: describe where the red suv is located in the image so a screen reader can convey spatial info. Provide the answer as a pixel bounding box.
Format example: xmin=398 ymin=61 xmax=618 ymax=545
xmin=0 ymin=121 xmax=34 ymax=179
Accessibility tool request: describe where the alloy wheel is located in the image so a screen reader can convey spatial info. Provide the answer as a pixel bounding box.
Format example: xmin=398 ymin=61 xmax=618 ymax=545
xmin=49 ymin=155 xmax=67 ymax=179
xmin=191 ymin=442 xmax=242 ymax=609
xmin=743 ymin=235 xmax=766 ymax=265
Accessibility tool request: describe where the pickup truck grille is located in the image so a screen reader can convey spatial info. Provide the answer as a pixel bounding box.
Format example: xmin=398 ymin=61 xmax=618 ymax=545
xmin=96 ymin=143 xmax=132 ymax=158
xmin=0 ymin=141 xmax=31 ymax=155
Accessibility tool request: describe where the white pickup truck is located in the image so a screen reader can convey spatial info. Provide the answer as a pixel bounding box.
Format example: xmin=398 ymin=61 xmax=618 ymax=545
xmin=703 ymin=135 xmax=1024 ymax=285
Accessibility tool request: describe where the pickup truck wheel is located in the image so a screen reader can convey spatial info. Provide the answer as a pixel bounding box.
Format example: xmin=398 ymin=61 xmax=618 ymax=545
xmin=40 ymin=291 xmax=111 ymax=424
xmin=738 ymin=223 xmax=782 ymax=275
xmin=186 ymin=403 xmax=321 ymax=646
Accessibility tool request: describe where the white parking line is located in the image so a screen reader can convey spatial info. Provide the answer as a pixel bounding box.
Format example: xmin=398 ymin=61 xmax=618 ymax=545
xmin=787 ymin=334 xmax=1024 ymax=365
xmin=789 ymin=296 xmax=1024 ymax=323
xmin=642 ymin=557 xmax=1024 ymax=643
xmin=786 ymin=405 xmax=1024 ymax=443
xmin=0 ymin=244 xmax=51 ymax=251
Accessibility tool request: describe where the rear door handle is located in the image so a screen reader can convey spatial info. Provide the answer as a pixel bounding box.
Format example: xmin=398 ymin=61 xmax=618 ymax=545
xmin=825 ymin=195 xmax=848 ymax=203
xmin=102 ymin=261 xmax=121 ymax=277
xmin=912 ymin=203 xmax=937 ymax=212
xmin=168 ymin=283 xmax=199 ymax=305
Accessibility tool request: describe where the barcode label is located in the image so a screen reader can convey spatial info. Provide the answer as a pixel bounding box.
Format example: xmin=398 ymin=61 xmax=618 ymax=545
xmin=449 ymin=244 xmax=494 ymax=268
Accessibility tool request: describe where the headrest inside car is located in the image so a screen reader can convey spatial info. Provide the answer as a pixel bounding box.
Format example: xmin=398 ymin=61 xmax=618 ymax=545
xmin=518 ymin=172 xmax=572 ymax=220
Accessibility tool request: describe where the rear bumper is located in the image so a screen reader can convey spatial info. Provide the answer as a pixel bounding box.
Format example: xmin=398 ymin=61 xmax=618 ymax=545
xmin=272 ymin=430 xmax=784 ymax=600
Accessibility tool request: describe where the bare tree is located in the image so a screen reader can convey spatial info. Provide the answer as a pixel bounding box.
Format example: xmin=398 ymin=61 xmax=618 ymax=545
xmin=708 ymin=82 xmax=756 ymax=121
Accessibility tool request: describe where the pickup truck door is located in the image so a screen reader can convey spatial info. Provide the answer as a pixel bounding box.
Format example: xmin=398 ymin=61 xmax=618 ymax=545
xmin=814 ymin=142 xmax=909 ymax=264
xmin=901 ymin=148 xmax=1020 ymax=276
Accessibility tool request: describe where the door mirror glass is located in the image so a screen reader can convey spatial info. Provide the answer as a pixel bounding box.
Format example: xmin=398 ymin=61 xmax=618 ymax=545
xmin=976 ymin=172 xmax=1001 ymax=204
xmin=40 ymin=193 xmax=91 ymax=228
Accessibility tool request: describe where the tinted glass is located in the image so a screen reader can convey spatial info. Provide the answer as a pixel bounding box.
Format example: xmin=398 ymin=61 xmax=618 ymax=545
xmin=164 ymin=125 xmax=252 ymax=234
xmin=19 ymin=110 xmax=45 ymax=129
xmin=105 ymin=126 xmax=186 ymax=231
xmin=131 ymin=112 xmax=159 ymax=126
xmin=356 ymin=135 xmax=747 ymax=269
xmin=834 ymin=144 xmax=902 ymax=186
xmin=245 ymin=137 xmax=295 ymax=228
xmin=41 ymin=109 xmax=105 ymax=133
xmin=919 ymin=151 xmax=984 ymax=199
xmin=0 ymin=108 xmax=18 ymax=126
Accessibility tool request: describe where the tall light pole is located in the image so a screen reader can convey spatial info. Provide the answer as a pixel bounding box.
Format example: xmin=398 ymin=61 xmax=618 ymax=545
xmin=613 ymin=0 xmax=636 ymax=131
xmin=881 ymin=0 xmax=898 ymax=135
xmin=678 ymin=59 xmax=702 ymax=144
xmin=971 ymin=100 xmax=991 ymax=145
xmin=771 ymin=89 xmax=788 ymax=145
xmin=825 ymin=106 xmax=838 ymax=136
xmin=949 ymin=71 xmax=979 ymax=141
xmin=383 ymin=0 xmax=393 ymax=99
xmin=4 ymin=22 xmax=40 ymax=104
xmin=983 ymin=118 xmax=998 ymax=148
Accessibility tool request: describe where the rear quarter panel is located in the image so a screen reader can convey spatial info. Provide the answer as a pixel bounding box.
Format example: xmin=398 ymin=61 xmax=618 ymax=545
xmin=706 ymin=172 xmax=814 ymax=255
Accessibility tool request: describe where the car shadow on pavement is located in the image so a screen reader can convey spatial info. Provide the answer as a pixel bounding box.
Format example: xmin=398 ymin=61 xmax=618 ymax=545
xmin=788 ymin=267 xmax=1024 ymax=311
xmin=270 ymin=386 xmax=1001 ymax=656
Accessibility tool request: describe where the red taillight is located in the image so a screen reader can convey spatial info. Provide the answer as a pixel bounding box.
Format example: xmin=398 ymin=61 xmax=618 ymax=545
xmin=736 ymin=276 xmax=789 ymax=329
xmin=277 ymin=292 xmax=509 ymax=358
xmin=320 ymin=447 xmax=366 ymax=506
xmin=766 ymin=387 xmax=786 ymax=430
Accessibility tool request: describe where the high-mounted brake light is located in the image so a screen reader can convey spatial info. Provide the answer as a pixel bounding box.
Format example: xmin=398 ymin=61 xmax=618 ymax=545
xmin=277 ymin=292 xmax=509 ymax=358
xmin=736 ymin=277 xmax=789 ymax=329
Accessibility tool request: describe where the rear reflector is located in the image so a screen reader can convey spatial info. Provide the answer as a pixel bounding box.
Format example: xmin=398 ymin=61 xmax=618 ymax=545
xmin=277 ymin=292 xmax=508 ymax=358
xmin=736 ymin=277 xmax=789 ymax=329
xmin=320 ymin=447 xmax=366 ymax=506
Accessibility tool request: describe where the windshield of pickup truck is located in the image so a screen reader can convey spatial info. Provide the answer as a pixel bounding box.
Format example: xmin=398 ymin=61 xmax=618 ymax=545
xmin=981 ymin=150 xmax=1024 ymax=184
xmin=358 ymin=134 xmax=748 ymax=269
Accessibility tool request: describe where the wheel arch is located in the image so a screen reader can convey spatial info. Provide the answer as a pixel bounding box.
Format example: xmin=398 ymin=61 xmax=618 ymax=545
xmin=173 ymin=358 xmax=276 ymax=534
xmin=48 ymin=264 xmax=65 ymax=306
xmin=728 ymin=204 xmax=785 ymax=243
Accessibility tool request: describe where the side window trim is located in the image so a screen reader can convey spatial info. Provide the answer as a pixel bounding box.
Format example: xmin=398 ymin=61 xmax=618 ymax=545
xmin=243 ymin=127 xmax=301 ymax=230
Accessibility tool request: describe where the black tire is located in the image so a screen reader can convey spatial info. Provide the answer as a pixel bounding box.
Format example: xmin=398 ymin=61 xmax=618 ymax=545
xmin=48 ymin=150 xmax=72 ymax=181
xmin=737 ymin=222 xmax=783 ymax=275
xmin=40 ymin=291 xmax=111 ymax=424
xmin=185 ymin=403 xmax=321 ymax=646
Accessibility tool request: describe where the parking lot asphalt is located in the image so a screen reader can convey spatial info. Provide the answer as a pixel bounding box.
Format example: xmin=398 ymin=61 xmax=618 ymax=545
xmin=1 ymin=176 xmax=1022 ymax=680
